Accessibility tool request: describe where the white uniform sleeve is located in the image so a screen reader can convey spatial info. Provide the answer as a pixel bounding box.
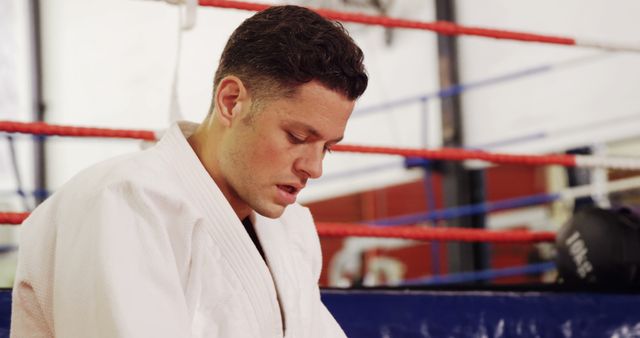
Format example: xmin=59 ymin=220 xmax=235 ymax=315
xmin=52 ymin=184 xmax=191 ymax=337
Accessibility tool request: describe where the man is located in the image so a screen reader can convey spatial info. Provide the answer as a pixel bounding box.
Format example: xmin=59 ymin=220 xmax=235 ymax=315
xmin=11 ymin=5 xmax=367 ymax=337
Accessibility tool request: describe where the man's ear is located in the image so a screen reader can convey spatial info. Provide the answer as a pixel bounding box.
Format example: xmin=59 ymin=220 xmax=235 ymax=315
xmin=214 ymin=76 xmax=249 ymax=127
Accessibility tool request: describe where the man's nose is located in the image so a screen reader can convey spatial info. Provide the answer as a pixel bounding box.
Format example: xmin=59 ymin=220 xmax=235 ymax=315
xmin=295 ymin=147 xmax=324 ymax=179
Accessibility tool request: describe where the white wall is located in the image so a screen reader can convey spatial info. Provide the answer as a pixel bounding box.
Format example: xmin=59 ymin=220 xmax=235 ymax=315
xmin=41 ymin=0 xmax=251 ymax=188
xmin=0 ymin=0 xmax=35 ymax=286
xmin=0 ymin=0 xmax=35 ymax=209
xmin=38 ymin=0 xmax=440 ymax=202
xmin=457 ymin=0 xmax=640 ymax=154
xmin=18 ymin=0 xmax=640 ymax=204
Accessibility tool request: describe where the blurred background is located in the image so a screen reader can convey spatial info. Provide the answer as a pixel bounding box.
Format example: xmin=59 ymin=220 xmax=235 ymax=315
xmin=2 ymin=0 xmax=640 ymax=289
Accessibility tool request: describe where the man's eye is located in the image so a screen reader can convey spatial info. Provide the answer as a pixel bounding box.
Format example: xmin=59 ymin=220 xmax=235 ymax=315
xmin=287 ymin=132 xmax=305 ymax=144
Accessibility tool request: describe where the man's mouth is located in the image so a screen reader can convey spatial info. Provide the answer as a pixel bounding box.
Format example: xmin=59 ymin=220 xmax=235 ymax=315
xmin=275 ymin=184 xmax=303 ymax=205
xmin=277 ymin=184 xmax=300 ymax=194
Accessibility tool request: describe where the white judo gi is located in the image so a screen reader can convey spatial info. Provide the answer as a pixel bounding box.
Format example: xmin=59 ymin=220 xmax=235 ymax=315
xmin=11 ymin=122 xmax=347 ymax=338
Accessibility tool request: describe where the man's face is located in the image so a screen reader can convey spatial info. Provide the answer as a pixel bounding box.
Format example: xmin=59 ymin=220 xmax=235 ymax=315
xmin=219 ymin=81 xmax=355 ymax=219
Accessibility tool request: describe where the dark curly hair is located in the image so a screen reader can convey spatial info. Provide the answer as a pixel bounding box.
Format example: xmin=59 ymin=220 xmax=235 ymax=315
xmin=211 ymin=5 xmax=368 ymax=111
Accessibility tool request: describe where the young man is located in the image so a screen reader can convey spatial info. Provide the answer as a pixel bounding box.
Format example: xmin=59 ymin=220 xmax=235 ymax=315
xmin=11 ymin=5 xmax=367 ymax=337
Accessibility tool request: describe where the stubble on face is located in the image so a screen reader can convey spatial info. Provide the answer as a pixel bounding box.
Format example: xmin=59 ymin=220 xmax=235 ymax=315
xmin=223 ymin=102 xmax=287 ymax=219
xmin=239 ymin=97 xmax=263 ymax=127
xmin=220 ymin=81 xmax=355 ymax=220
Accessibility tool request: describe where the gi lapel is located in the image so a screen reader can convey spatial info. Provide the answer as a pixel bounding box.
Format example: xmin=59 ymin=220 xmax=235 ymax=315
xmin=253 ymin=212 xmax=308 ymax=338
xmin=158 ymin=122 xmax=285 ymax=337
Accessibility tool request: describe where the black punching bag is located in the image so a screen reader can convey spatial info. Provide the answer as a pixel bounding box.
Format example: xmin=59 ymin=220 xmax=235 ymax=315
xmin=555 ymin=207 xmax=640 ymax=286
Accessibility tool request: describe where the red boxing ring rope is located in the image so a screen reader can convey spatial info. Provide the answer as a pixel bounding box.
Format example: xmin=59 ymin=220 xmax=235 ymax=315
xmin=0 ymin=213 xmax=30 ymax=225
xmin=3 ymin=120 xmax=640 ymax=170
xmin=0 ymin=212 xmax=554 ymax=243
xmin=331 ymin=144 xmax=577 ymax=167
xmin=0 ymin=121 xmax=157 ymax=141
xmin=197 ymin=0 xmax=640 ymax=52
xmin=317 ymin=222 xmax=555 ymax=243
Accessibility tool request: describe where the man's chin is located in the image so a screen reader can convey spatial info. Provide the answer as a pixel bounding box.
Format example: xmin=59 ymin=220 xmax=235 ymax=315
xmin=253 ymin=204 xmax=286 ymax=219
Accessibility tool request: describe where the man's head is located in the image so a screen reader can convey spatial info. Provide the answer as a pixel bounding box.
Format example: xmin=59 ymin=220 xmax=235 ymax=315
xmin=190 ymin=5 xmax=368 ymax=220
xmin=210 ymin=5 xmax=368 ymax=110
